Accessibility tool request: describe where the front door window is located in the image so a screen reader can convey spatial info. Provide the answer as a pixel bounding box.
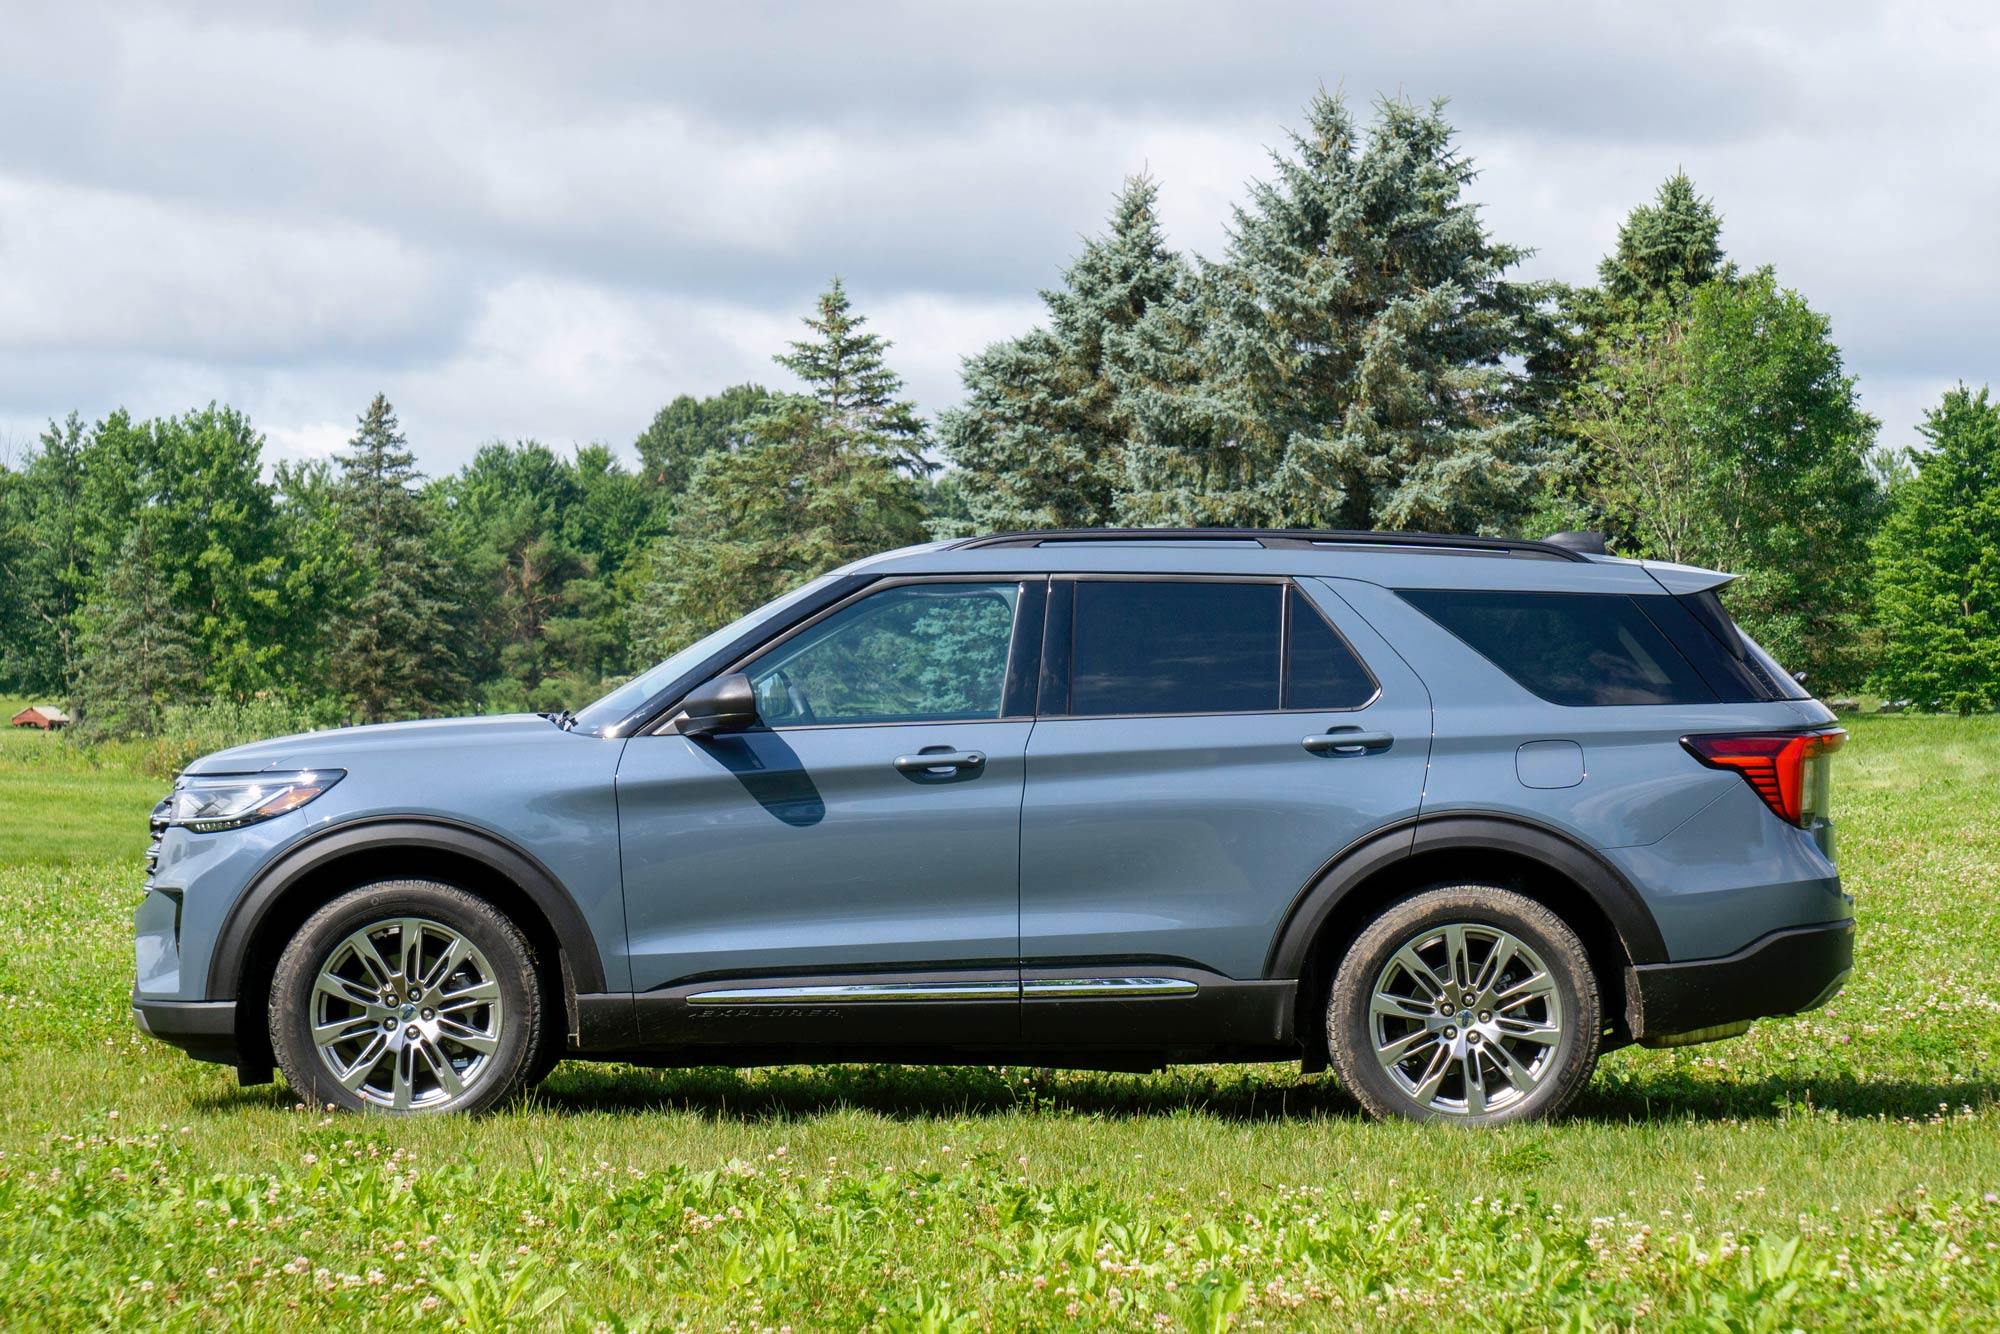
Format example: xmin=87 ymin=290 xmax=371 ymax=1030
xmin=743 ymin=582 xmax=1021 ymax=726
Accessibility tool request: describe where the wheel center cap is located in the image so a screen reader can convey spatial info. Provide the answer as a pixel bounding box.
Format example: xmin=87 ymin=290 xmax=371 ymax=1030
xmin=1458 ymin=1009 xmax=1473 ymax=1027
xmin=400 ymin=1003 xmax=416 ymax=1020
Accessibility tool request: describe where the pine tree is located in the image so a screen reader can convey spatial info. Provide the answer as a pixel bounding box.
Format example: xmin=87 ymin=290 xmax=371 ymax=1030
xmin=1595 ymin=171 xmax=1731 ymax=313
xmin=942 ymin=175 xmax=1189 ymax=531
xmin=776 ymin=278 xmax=932 ymax=473
xmin=1117 ymin=94 xmax=1553 ymax=534
xmin=1872 ymin=386 xmax=2000 ymax=713
xmin=327 ymin=395 xmax=469 ymax=723
xmin=633 ymin=397 xmax=925 ymax=656
xmin=76 ymin=520 xmax=202 ymax=736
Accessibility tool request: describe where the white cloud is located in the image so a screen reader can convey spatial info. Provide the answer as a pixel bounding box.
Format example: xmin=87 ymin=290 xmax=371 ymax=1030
xmin=0 ymin=175 xmax=457 ymax=361
xmin=1 ymin=0 xmax=1995 ymax=470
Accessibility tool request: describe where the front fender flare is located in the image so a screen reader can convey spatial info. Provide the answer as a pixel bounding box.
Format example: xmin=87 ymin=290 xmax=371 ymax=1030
xmin=206 ymin=817 xmax=608 ymax=999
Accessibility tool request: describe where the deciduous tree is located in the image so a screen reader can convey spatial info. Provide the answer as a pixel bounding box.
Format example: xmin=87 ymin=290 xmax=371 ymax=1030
xmin=1872 ymin=386 xmax=2000 ymax=712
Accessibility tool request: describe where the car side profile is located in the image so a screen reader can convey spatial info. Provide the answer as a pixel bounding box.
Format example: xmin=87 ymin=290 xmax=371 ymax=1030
xmin=133 ymin=529 xmax=1853 ymax=1124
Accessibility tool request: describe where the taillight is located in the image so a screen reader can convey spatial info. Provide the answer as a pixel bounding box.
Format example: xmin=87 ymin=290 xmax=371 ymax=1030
xmin=1681 ymin=729 xmax=1845 ymax=827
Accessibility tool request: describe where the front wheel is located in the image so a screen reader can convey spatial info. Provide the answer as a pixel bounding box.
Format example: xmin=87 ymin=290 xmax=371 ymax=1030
xmin=1326 ymin=885 xmax=1601 ymax=1125
xmin=269 ymin=880 xmax=546 ymax=1114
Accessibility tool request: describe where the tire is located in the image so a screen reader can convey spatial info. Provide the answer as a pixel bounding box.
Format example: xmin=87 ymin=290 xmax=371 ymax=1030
xmin=269 ymin=880 xmax=546 ymax=1115
xmin=1326 ymin=885 xmax=1601 ymax=1125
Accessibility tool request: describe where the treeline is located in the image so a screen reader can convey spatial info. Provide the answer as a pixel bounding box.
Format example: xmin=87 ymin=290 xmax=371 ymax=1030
xmin=3 ymin=93 xmax=1997 ymax=727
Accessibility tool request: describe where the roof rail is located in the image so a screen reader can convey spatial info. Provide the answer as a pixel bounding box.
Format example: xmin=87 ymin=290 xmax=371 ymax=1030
xmin=948 ymin=527 xmax=1590 ymax=562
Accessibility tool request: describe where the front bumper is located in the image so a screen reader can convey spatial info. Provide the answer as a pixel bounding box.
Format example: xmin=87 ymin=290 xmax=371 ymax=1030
xmin=132 ymin=993 xmax=239 ymax=1067
xmin=1629 ymin=918 xmax=1854 ymax=1042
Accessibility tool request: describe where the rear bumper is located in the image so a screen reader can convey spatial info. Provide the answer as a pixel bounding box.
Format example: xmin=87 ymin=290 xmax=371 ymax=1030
xmin=132 ymin=993 xmax=239 ymax=1067
xmin=1630 ymin=919 xmax=1854 ymax=1041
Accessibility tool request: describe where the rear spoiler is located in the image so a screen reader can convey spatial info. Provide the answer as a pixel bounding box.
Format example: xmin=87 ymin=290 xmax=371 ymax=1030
xmin=1639 ymin=560 xmax=1738 ymax=595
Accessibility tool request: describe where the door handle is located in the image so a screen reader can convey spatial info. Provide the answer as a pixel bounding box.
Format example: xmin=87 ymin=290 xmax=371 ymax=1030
xmin=894 ymin=749 xmax=987 ymax=779
xmin=1302 ymin=728 xmax=1394 ymax=756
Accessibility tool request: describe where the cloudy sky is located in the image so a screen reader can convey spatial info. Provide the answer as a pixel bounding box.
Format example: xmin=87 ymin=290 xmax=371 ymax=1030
xmin=2 ymin=1 xmax=1995 ymax=474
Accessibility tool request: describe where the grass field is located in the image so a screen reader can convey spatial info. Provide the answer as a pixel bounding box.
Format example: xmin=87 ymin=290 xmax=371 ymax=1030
xmin=2 ymin=714 xmax=1997 ymax=1329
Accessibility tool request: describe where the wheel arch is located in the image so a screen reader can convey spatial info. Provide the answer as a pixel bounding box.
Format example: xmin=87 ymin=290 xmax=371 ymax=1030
xmin=1269 ymin=813 xmax=1666 ymax=1058
xmin=214 ymin=818 xmax=604 ymax=1074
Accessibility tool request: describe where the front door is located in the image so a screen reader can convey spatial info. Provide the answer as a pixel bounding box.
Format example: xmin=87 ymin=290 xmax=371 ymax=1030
xmin=1018 ymin=576 xmax=1433 ymax=1036
xmin=616 ymin=578 xmax=1042 ymax=1043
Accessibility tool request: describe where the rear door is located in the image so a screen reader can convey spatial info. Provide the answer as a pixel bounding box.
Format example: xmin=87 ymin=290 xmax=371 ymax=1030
xmin=1018 ymin=576 xmax=1433 ymax=997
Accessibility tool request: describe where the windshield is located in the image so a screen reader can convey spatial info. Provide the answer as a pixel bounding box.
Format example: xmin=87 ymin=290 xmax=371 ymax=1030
xmin=571 ymin=573 xmax=846 ymax=735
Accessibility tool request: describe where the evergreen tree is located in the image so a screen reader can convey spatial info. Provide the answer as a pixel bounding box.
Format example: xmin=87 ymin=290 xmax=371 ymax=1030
xmin=942 ymin=175 xmax=1189 ymax=531
xmin=633 ymin=384 xmax=776 ymax=499
xmin=776 ymin=278 xmax=932 ymax=473
xmin=1872 ymin=386 xmax=2000 ymax=712
xmin=327 ymin=395 xmax=470 ymax=722
xmin=76 ymin=519 xmax=202 ymax=736
xmin=1117 ymin=94 xmax=1554 ymax=533
xmin=634 ymin=396 xmax=926 ymax=656
xmin=1595 ymin=171 xmax=1731 ymax=313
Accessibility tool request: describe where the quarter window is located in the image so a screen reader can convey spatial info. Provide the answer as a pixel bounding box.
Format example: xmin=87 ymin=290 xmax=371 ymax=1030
xmin=1398 ymin=589 xmax=1717 ymax=707
xmin=743 ymin=583 xmax=1021 ymax=725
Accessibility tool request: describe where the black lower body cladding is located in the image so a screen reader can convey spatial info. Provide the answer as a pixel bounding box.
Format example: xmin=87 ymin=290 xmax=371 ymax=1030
xmin=1629 ymin=919 xmax=1854 ymax=1041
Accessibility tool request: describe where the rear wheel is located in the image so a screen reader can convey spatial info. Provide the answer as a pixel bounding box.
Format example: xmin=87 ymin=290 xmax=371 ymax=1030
xmin=1326 ymin=885 xmax=1601 ymax=1125
xmin=269 ymin=880 xmax=545 ymax=1114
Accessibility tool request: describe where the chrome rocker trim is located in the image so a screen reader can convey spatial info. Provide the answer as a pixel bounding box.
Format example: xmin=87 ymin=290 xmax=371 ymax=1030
xmin=684 ymin=976 xmax=1199 ymax=1005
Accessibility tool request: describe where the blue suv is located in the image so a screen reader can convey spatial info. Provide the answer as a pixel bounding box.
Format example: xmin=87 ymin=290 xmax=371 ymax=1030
xmin=133 ymin=529 xmax=1853 ymax=1123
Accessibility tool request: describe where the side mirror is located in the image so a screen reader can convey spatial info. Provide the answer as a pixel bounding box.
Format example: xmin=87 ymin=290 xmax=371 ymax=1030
xmin=678 ymin=672 xmax=759 ymax=736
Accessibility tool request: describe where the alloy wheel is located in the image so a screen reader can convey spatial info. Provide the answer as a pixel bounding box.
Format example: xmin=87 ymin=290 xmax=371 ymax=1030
xmin=309 ymin=916 xmax=504 ymax=1110
xmin=1367 ymin=921 xmax=1565 ymax=1117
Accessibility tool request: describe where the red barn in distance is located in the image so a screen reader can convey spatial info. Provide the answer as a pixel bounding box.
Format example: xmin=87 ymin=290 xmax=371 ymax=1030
xmin=9 ymin=706 xmax=70 ymax=731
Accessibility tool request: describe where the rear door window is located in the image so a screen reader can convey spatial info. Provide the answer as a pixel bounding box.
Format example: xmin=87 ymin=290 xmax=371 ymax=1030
xmin=1070 ymin=581 xmax=1282 ymax=716
xmin=1060 ymin=580 xmax=1378 ymax=717
xmin=1284 ymin=589 xmax=1379 ymax=710
xmin=1398 ymin=589 xmax=1717 ymax=707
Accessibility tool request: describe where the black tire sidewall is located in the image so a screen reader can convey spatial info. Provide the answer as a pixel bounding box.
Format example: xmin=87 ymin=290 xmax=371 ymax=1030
xmin=269 ymin=880 xmax=542 ymax=1115
xmin=1327 ymin=885 xmax=1601 ymax=1126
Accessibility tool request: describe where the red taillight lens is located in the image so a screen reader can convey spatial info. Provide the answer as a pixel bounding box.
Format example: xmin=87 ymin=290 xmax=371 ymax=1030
xmin=1682 ymin=729 xmax=1845 ymax=827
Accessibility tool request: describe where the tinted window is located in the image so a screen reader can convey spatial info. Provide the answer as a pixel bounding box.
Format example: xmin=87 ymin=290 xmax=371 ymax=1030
xmin=1071 ymin=581 xmax=1281 ymax=715
xmin=744 ymin=583 xmax=1020 ymax=725
xmin=1286 ymin=591 xmax=1378 ymax=709
xmin=1399 ymin=589 xmax=1717 ymax=707
xmin=1633 ymin=594 xmax=1801 ymax=703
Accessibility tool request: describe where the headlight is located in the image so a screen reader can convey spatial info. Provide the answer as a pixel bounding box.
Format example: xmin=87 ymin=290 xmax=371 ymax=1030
xmin=161 ymin=771 xmax=344 ymax=833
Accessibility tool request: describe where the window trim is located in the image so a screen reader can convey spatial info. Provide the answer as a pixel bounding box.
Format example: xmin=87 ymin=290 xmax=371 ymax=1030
xmin=652 ymin=574 xmax=1047 ymax=735
xmin=1039 ymin=574 xmax=1382 ymax=722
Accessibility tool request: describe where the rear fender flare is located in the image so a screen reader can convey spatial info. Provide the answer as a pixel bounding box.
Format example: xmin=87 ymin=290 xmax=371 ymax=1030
xmin=1264 ymin=812 xmax=1667 ymax=981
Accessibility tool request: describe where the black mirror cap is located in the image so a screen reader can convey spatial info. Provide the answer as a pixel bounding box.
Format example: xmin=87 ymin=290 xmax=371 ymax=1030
xmin=1541 ymin=530 xmax=1609 ymax=556
xmin=678 ymin=672 xmax=759 ymax=735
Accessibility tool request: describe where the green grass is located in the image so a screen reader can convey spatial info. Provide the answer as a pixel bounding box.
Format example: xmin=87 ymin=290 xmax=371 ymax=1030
xmin=2 ymin=715 xmax=1998 ymax=1329
xmin=0 ymin=699 xmax=159 ymax=865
